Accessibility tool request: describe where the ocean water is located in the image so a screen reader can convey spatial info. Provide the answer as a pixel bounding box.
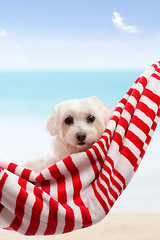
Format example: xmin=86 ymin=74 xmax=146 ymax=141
xmin=0 ymin=70 xmax=141 ymax=116
xmin=0 ymin=70 xmax=160 ymax=213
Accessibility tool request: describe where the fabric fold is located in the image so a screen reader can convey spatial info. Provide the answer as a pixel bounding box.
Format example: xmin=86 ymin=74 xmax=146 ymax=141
xmin=0 ymin=62 xmax=160 ymax=235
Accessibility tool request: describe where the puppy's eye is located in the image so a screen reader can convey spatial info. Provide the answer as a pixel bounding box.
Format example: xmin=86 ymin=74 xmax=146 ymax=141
xmin=87 ymin=115 xmax=95 ymax=123
xmin=65 ymin=116 xmax=74 ymax=125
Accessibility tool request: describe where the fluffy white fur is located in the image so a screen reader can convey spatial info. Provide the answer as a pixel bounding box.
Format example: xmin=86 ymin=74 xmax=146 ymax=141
xmin=24 ymin=96 xmax=112 ymax=172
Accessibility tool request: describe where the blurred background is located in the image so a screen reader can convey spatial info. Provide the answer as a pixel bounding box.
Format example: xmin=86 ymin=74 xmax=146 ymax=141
xmin=0 ymin=0 xmax=160 ymax=214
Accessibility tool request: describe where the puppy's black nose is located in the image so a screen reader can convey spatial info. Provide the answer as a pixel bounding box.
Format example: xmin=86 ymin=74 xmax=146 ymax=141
xmin=76 ymin=132 xmax=86 ymax=142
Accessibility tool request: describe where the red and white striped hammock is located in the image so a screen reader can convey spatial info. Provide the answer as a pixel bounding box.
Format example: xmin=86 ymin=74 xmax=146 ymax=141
xmin=0 ymin=62 xmax=160 ymax=235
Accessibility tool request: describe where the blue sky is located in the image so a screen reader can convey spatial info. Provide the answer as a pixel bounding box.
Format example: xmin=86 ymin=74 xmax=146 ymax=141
xmin=0 ymin=0 xmax=160 ymax=70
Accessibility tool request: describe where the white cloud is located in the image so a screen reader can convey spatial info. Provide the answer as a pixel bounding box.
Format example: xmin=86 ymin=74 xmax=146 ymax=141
xmin=0 ymin=40 xmax=158 ymax=70
xmin=0 ymin=29 xmax=8 ymax=37
xmin=112 ymin=11 xmax=140 ymax=34
xmin=16 ymin=45 xmax=20 ymax=49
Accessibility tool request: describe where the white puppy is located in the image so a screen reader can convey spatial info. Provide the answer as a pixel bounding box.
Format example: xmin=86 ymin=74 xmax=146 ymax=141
xmin=24 ymin=96 xmax=112 ymax=172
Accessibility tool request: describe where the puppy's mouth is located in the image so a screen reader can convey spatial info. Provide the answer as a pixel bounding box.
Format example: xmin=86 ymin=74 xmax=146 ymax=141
xmin=77 ymin=141 xmax=95 ymax=147
xmin=78 ymin=142 xmax=86 ymax=146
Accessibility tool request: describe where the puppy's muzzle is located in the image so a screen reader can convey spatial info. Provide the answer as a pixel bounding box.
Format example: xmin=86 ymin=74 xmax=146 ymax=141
xmin=76 ymin=132 xmax=86 ymax=145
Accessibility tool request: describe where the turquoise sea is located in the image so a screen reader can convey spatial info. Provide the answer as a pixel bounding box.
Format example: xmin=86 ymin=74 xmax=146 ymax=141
xmin=0 ymin=70 xmax=160 ymax=213
xmin=0 ymin=70 xmax=142 ymax=117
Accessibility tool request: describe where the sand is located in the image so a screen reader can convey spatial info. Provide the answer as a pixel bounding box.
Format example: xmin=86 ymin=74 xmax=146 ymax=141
xmin=0 ymin=213 xmax=160 ymax=240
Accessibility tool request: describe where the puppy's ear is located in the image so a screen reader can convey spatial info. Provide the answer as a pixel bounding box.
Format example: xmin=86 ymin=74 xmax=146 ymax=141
xmin=90 ymin=96 xmax=113 ymax=126
xmin=46 ymin=103 xmax=63 ymax=136
xmin=103 ymin=106 xmax=113 ymax=126
xmin=46 ymin=115 xmax=57 ymax=136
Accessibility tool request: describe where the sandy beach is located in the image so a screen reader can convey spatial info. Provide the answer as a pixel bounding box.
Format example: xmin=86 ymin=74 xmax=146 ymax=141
xmin=0 ymin=213 xmax=160 ymax=240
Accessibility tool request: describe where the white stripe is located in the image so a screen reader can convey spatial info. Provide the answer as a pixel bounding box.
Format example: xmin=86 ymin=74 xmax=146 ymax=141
xmin=140 ymin=65 xmax=156 ymax=79
xmin=135 ymin=80 xmax=145 ymax=94
xmin=127 ymin=95 xmax=138 ymax=108
xmin=73 ymin=152 xmax=97 ymax=188
xmin=114 ymin=154 xmax=135 ymax=185
xmin=134 ymin=109 xmax=153 ymax=128
xmin=93 ymin=180 xmax=111 ymax=210
xmin=0 ymin=208 xmax=15 ymax=228
xmin=57 ymin=161 xmax=83 ymax=231
xmin=147 ymin=75 xmax=160 ymax=96
xmin=55 ymin=203 xmax=67 ymax=234
xmin=141 ymin=95 xmax=158 ymax=113
xmin=115 ymin=124 xmax=126 ymax=139
xmin=123 ymin=138 xmax=141 ymax=159
xmin=116 ymin=102 xmax=125 ymax=109
xmin=17 ymin=182 xmax=36 ymax=234
xmin=81 ymin=185 xmax=106 ymax=224
xmin=1 ymin=171 xmax=20 ymax=214
xmin=98 ymin=176 xmax=116 ymax=202
xmin=121 ymin=109 xmax=132 ymax=123
xmin=89 ymin=148 xmax=102 ymax=172
xmin=35 ymin=191 xmax=50 ymax=235
xmin=100 ymin=138 xmax=109 ymax=154
xmin=102 ymin=162 xmax=124 ymax=195
xmin=129 ymin=122 xmax=147 ymax=142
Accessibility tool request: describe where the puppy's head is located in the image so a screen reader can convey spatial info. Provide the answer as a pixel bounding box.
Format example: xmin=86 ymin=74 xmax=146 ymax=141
xmin=46 ymin=96 xmax=112 ymax=153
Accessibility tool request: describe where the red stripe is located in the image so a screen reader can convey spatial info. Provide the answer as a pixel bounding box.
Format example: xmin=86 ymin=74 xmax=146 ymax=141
xmin=143 ymin=88 xmax=160 ymax=106
xmin=92 ymin=145 xmax=104 ymax=168
xmin=111 ymin=115 xmax=120 ymax=125
xmin=41 ymin=180 xmax=50 ymax=195
xmin=106 ymin=157 xmax=126 ymax=189
xmin=57 ymin=159 xmax=76 ymax=234
xmin=86 ymin=150 xmax=100 ymax=178
xmin=7 ymin=163 xmax=18 ymax=173
xmin=0 ymin=203 xmax=4 ymax=213
xmin=119 ymin=97 xmax=128 ymax=105
xmin=63 ymin=205 xmax=75 ymax=234
xmin=49 ymin=164 xmax=63 ymax=179
xmin=115 ymin=106 xmax=123 ymax=114
xmin=131 ymin=89 xmax=141 ymax=102
xmin=50 ymin=164 xmax=67 ymax=205
xmin=9 ymin=177 xmax=28 ymax=231
xmin=135 ymin=77 xmax=140 ymax=84
xmin=138 ymin=76 xmax=148 ymax=88
xmin=44 ymin=198 xmax=58 ymax=235
xmin=151 ymin=63 xmax=158 ymax=69
xmin=113 ymin=132 xmax=122 ymax=148
xmin=120 ymin=146 xmax=138 ymax=171
xmin=152 ymin=73 xmax=160 ymax=80
xmin=151 ymin=121 xmax=157 ymax=131
xmin=57 ymin=175 xmax=67 ymax=204
xmin=97 ymin=140 xmax=107 ymax=156
xmin=92 ymin=182 xmax=109 ymax=214
xmin=140 ymin=149 xmax=145 ymax=159
xmin=131 ymin=115 xmax=150 ymax=136
xmin=127 ymin=87 xmax=134 ymax=95
xmin=96 ymin=177 xmax=114 ymax=207
xmin=100 ymin=135 xmax=110 ymax=151
xmin=64 ymin=157 xmax=92 ymax=228
xmin=145 ymin=135 xmax=151 ymax=145
xmin=124 ymin=102 xmax=135 ymax=116
xmin=100 ymin=171 xmax=118 ymax=199
xmin=137 ymin=102 xmax=156 ymax=121
xmin=156 ymin=68 xmax=160 ymax=73
xmin=21 ymin=168 xmax=32 ymax=180
xmin=118 ymin=116 xmax=129 ymax=131
xmin=102 ymin=164 xmax=122 ymax=194
xmin=35 ymin=173 xmax=46 ymax=182
xmin=25 ymin=186 xmax=43 ymax=235
xmin=126 ymin=130 xmax=144 ymax=151
xmin=0 ymin=171 xmax=8 ymax=202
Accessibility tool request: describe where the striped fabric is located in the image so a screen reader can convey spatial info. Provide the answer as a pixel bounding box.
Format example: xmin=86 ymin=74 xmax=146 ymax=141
xmin=0 ymin=62 xmax=160 ymax=235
